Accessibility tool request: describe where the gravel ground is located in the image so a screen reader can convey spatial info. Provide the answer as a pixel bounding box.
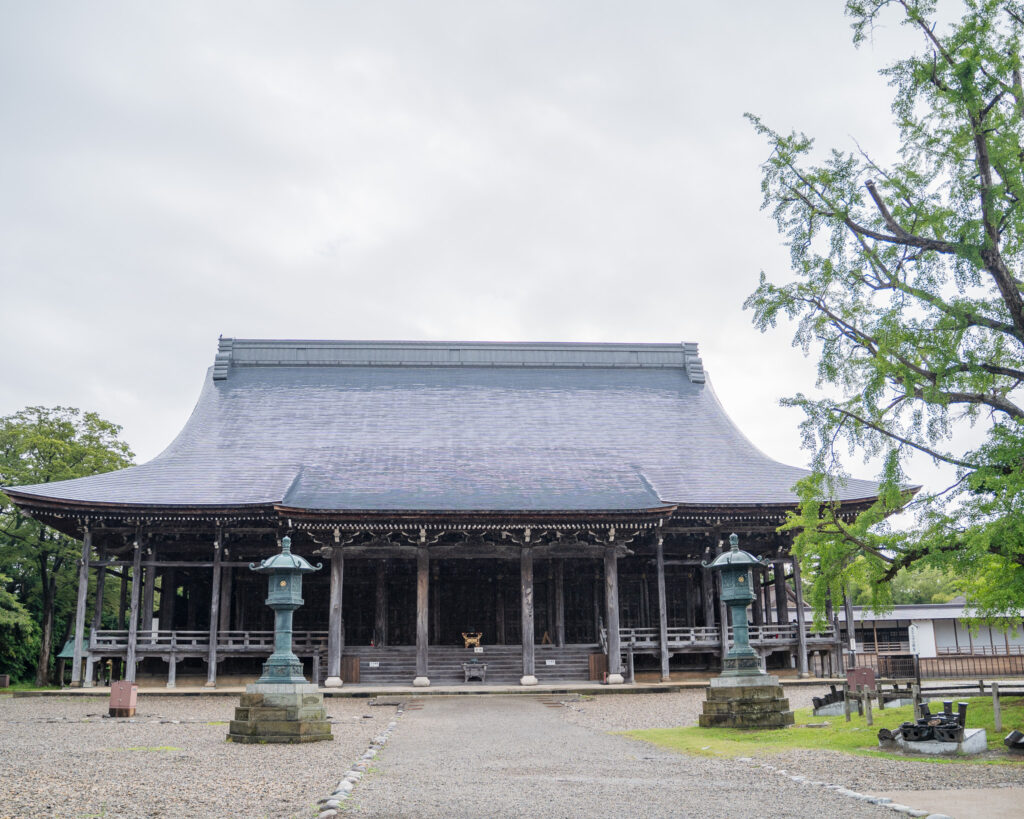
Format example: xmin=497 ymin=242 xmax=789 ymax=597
xmin=0 ymin=694 xmax=396 ymax=819
xmin=348 ymin=694 xmax=895 ymax=818
xmin=560 ymin=686 xmax=1024 ymax=790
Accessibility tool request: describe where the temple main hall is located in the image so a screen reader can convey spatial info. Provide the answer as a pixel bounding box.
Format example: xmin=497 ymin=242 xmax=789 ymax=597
xmin=5 ymin=339 xmax=880 ymax=688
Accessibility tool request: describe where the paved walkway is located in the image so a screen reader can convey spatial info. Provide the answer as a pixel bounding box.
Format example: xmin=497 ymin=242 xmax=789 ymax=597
xmin=346 ymin=695 xmax=895 ymax=818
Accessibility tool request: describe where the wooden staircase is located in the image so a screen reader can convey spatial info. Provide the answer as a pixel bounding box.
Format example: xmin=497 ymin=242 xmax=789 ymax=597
xmin=322 ymin=644 xmax=599 ymax=685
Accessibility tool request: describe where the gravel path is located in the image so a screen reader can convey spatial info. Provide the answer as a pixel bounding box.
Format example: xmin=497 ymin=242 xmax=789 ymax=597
xmin=560 ymin=687 xmax=1024 ymax=790
xmin=347 ymin=694 xmax=895 ymax=818
xmin=0 ymin=694 xmax=396 ymax=819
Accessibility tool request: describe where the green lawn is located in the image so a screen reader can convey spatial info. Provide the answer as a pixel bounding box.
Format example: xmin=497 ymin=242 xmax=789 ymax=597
xmin=627 ymin=696 xmax=1024 ymax=764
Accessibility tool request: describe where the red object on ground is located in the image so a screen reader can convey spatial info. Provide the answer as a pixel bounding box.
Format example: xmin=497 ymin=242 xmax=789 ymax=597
xmin=109 ymin=680 xmax=138 ymax=717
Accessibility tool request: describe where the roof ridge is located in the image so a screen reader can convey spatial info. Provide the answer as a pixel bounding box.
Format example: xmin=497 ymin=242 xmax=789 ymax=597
xmin=212 ymin=338 xmax=706 ymax=382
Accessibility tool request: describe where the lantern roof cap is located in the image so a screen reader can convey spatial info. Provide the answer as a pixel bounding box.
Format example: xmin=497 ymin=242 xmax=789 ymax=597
xmin=250 ymin=536 xmax=321 ymax=573
xmin=704 ymin=533 xmax=767 ymax=570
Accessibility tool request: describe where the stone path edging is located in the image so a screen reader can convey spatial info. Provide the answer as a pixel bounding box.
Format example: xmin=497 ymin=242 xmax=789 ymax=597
xmin=734 ymin=757 xmax=952 ymax=819
xmin=315 ymin=702 xmax=405 ymax=818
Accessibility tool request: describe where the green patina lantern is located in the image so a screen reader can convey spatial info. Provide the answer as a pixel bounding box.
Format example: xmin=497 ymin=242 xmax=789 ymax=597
xmin=704 ymin=533 xmax=768 ymax=676
xmin=250 ymin=536 xmax=321 ymax=685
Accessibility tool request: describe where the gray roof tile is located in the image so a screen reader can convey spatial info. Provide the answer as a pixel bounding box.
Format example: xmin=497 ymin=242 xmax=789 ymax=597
xmin=5 ymin=339 xmax=881 ymax=511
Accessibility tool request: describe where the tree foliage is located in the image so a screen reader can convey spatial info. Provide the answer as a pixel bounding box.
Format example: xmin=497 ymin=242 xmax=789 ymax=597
xmin=0 ymin=407 xmax=133 ymax=684
xmin=746 ymin=0 xmax=1024 ymax=621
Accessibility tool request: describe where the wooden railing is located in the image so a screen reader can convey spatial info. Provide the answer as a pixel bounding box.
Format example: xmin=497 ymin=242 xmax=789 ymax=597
xmin=90 ymin=629 xmax=329 ymax=653
xmin=936 ymin=644 xmax=1024 ymax=656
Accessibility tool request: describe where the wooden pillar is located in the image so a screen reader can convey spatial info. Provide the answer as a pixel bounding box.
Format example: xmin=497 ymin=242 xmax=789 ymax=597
xmin=326 ymin=548 xmax=345 ymax=687
xmin=205 ymin=532 xmax=222 ymax=688
xmin=495 ymin=580 xmax=506 ymax=645
xmin=701 ymin=546 xmax=716 ymax=627
xmin=751 ymin=569 xmax=764 ymax=625
xmin=84 ymin=542 xmax=107 ymax=687
xmin=70 ymin=529 xmax=92 ymax=687
xmin=186 ymin=573 xmax=198 ymax=630
xmin=431 ymin=565 xmax=441 ymax=645
xmin=684 ymin=571 xmax=696 ymax=627
xmin=762 ymin=568 xmax=774 ymax=624
xmin=843 ymin=588 xmax=857 ymax=668
xmin=520 ymin=546 xmax=537 ymax=684
xmin=655 ymin=536 xmax=670 ymax=682
xmin=163 ymin=568 xmax=177 ymax=631
xmin=604 ymin=546 xmax=623 ymax=683
xmin=142 ymin=553 xmax=156 ymax=636
xmin=218 ymin=566 xmax=233 ymax=632
xmin=792 ymin=558 xmax=809 ymax=677
xmin=373 ymin=559 xmax=388 ymax=647
xmin=554 ymin=559 xmax=565 ymax=647
xmin=414 ymin=547 xmax=430 ymax=686
xmin=713 ymin=535 xmax=729 ymax=666
xmin=774 ymin=561 xmax=788 ymax=625
xmin=126 ymin=536 xmax=143 ymax=682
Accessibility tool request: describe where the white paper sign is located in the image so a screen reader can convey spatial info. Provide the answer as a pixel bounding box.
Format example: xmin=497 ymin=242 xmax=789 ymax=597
xmin=474 ymin=646 xmax=484 ymax=653
xmin=908 ymin=623 xmax=920 ymax=655
xmin=368 ymin=661 xmax=380 ymax=668
xmin=545 ymin=659 xmax=556 ymax=666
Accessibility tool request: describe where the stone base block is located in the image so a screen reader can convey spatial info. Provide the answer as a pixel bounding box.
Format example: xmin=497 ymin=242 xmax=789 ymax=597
xmin=699 ymin=675 xmax=794 ymax=730
xmin=520 ymin=675 xmax=538 ymax=686
xmin=227 ymin=689 xmax=333 ymax=745
xmin=324 ymin=676 xmax=343 ymax=688
xmin=413 ymin=676 xmax=430 ymax=687
xmin=606 ymin=673 xmax=625 ymax=685
xmin=880 ymin=728 xmax=987 ymax=756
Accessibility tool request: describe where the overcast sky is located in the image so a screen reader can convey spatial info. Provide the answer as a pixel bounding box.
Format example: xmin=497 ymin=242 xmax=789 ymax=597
xmin=1 ymin=2 xmax=956 ymax=496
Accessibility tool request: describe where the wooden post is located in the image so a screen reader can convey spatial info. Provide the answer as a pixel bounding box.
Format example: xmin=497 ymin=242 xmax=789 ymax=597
xmin=325 ymin=548 xmax=344 ymax=687
xmin=604 ymin=546 xmax=623 ymax=683
xmin=495 ymin=582 xmax=506 ymax=645
xmin=520 ymin=546 xmax=537 ymax=685
xmin=70 ymin=529 xmax=93 ymax=687
xmin=751 ymin=570 xmax=763 ymax=625
xmin=163 ymin=568 xmax=177 ymax=631
xmin=373 ymin=559 xmax=388 ymax=648
xmin=843 ymin=682 xmax=851 ymax=722
xmin=84 ymin=541 xmax=107 ymax=687
xmin=792 ymin=558 xmax=809 ymax=677
xmin=126 ymin=536 xmax=143 ymax=682
xmin=911 ymin=683 xmax=921 ymax=720
xmin=993 ymin=681 xmax=1002 ymax=731
xmin=701 ymin=552 xmax=716 ymax=627
xmin=554 ymin=559 xmax=565 ymax=648
xmin=204 ymin=532 xmax=222 ymax=688
xmin=843 ymin=588 xmax=857 ymax=669
xmin=864 ymin=689 xmax=873 ymax=726
xmin=218 ymin=566 xmax=232 ymax=632
xmin=414 ymin=547 xmax=430 ymax=686
xmin=774 ymin=561 xmax=789 ymax=625
xmin=655 ymin=536 xmax=670 ymax=682
xmin=142 ymin=559 xmax=156 ymax=640
xmin=431 ymin=566 xmax=441 ymax=645
xmin=713 ymin=537 xmax=729 ymax=668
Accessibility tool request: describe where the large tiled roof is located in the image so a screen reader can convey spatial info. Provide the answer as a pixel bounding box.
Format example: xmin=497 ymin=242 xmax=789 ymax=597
xmin=4 ymin=339 xmax=881 ymax=512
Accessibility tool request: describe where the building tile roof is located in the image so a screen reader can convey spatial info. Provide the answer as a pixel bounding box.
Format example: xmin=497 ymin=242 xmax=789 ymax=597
xmin=4 ymin=339 xmax=881 ymax=512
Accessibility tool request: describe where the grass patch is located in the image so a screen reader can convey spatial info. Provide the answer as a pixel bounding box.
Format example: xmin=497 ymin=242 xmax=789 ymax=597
xmin=628 ymin=697 xmax=1024 ymax=764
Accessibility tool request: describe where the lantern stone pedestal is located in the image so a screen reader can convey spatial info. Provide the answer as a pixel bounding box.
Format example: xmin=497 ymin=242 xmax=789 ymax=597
xmin=226 ymin=537 xmax=333 ymax=745
xmin=699 ymin=674 xmax=795 ymax=729
xmin=227 ymin=682 xmax=333 ymax=744
xmin=699 ymin=534 xmax=794 ymax=730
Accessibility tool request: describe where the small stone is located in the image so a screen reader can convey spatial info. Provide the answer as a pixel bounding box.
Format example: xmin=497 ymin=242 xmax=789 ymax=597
xmin=345 ymin=770 xmax=362 ymax=780
xmin=924 ymin=815 xmax=954 ymax=819
xmin=337 ymin=781 xmax=354 ymax=793
xmin=790 ymin=776 xmax=805 ymax=783
xmin=736 ymin=757 xmax=753 ymax=763
xmin=320 ymin=799 xmax=340 ymax=809
xmin=887 ymin=806 xmax=913 ymax=815
xmin=374 ymin=735 xmax=387 ymax=744
xmin=319 ymin=811 xmax=338 ymax=818
xmin=363 ymin=749 xmax=377 ymax=758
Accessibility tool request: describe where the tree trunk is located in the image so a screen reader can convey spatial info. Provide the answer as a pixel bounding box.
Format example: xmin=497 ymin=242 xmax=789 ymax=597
xmin=35 ymin=556 xmax=60 ymax=686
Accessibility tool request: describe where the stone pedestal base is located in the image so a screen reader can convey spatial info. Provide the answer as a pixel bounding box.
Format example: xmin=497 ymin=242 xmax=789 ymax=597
xmin=412 ymin=676 xmax=430 ymax=687
xmin=323 ymin=676 xmax=343 ymax=688
xmin=698 ymin=674 xmax=794 ymax=730
xmin=226 ymin=683 xmax=333 ymax=744
xmin=606 ymin=673 xmax=624 ymax=685
xmin=520 ymin=675 xmax=538 ymax=686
